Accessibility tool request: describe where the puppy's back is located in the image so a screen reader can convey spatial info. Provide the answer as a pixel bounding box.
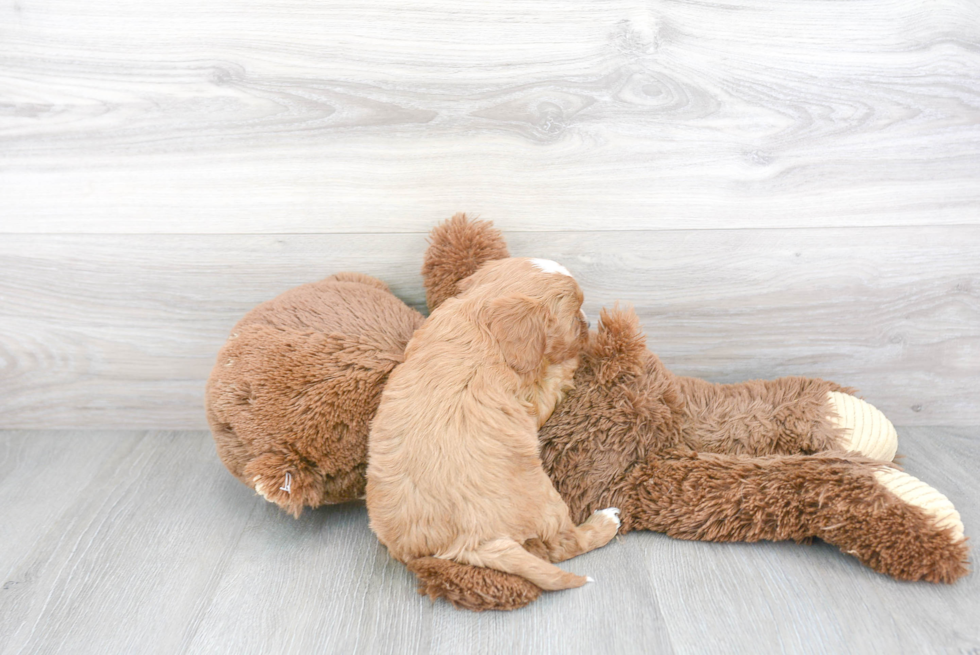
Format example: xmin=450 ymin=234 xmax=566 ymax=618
xmin=367 ymin=300 xmax=544 ymax=562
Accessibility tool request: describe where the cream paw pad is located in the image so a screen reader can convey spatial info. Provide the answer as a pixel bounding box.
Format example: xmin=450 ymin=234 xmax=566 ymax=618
xmin=874 ymin=468 xmax=965 ymax=541
xmin=827 ymin=392 xmax=898 ymax=461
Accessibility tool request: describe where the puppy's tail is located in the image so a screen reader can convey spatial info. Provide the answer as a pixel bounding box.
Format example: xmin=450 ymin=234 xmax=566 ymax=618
xmin=407 ymin=539 xmax=587 ymax=611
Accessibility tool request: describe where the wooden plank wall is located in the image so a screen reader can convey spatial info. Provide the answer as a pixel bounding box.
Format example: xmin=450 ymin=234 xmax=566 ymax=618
xmin=2 ymin=0 xmax=979 ymax=429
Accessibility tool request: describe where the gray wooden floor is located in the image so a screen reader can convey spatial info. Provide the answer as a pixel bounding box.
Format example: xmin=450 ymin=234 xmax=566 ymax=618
xmin=1 ymin=427 xmax=976 ymax=654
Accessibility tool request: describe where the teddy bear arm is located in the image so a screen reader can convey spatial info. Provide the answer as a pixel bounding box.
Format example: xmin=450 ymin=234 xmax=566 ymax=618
xmin=670 ymin=375 xmax=857 ymax=456
xmin=620 ymin=451 xmax=968 ymax=582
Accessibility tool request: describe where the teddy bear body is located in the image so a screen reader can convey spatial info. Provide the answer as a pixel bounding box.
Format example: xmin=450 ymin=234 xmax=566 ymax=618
xmin=206 ymin=272 xmax=423 ymax=517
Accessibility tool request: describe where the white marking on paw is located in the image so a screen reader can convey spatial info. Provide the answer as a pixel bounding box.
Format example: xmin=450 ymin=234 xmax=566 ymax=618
xmin=585 ymin=576 xmax=595 ymax=584
xmin=595 ymin=507 xmax=621 ymax=528
xmin=530 ymin=258 xmax=572 ymax=277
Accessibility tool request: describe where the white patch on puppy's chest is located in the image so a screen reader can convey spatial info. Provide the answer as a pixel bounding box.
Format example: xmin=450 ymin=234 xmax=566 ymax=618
xmin=530 ymin=258 xmax=573 ymax=277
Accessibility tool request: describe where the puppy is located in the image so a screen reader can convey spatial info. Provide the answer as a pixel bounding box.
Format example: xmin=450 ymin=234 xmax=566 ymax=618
xmin=366 ymin=258 xmax=621 ymax=591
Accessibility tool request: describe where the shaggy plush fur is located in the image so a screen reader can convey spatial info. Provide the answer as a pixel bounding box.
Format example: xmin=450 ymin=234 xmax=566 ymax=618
xmin=367 ymin=258 xmax=620 ymax=591
xmin=626 ymin=453 xmax=968 ymax=582
xmin=407 ymin=556 xmax=542 ymax=611
xmin=422 ymin=213 xmax=511 ymax=311
xmin=538 ymin=310 xmax=857 ymax=525
xmin=206 ymin=272 xmax=423 ymax=517
xmin=205 ymin=215 xmax=970 ymax=611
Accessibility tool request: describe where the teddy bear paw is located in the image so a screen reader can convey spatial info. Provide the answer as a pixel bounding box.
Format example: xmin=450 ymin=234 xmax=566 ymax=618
xmin=243 ymin=452 xmax=323 ymax=518
xmin=253 ymin=472 xmax=293 ymax=501
xmin=827 ymin=392 xmax=898 ymax=461
xmin=874 ymin=468 xmax=964 ymax=541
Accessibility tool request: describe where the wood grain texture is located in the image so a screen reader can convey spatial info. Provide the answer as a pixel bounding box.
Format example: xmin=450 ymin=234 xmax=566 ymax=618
xmin=0 ymin=431 xmax=130 ymax=574
xmin=2 ymin=227 xmax=977 ymax=429
xmin=0 ymin=431 xmax=258 ymax=654
xmin=2 ymin=0 xmax=979 ymax=232
xmin=0 ymin=429 xmax=976 ymax=654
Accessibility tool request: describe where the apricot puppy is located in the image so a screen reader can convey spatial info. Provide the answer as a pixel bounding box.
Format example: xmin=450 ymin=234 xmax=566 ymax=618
xmin=366 ymin=258 xmax=621 ymax=591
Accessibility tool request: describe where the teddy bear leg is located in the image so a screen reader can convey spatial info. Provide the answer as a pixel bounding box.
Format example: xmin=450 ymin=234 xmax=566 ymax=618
xmin=674 ymin=376 xmax=880 ymax=457
xmin=870 ymin=467 xmax=964 ymax=540
xmin=243 ymin=449 xmax=325 ymax=518
xmin=825 ymin=391 xmax=898 ymax=461
xmin=821 ymin=467 xmax=967 ymax=581
xmin=623 ymin=452 xmax=969 ymax=582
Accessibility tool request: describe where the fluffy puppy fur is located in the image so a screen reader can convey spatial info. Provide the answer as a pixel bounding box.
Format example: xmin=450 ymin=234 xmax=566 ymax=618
xmin=366 ymin=258 xmax=621 ymax=591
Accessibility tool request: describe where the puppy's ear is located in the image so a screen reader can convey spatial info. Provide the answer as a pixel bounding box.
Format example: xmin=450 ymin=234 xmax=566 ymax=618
xmin=487 ymin=294 xmax=547 ymax=377
xmin=455 ymin=273 xmax=479 ymax=297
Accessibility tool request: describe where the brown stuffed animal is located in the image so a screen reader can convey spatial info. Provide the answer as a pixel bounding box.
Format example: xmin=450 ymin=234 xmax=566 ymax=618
xmin=206 ymin=215 xmax=969 ymax=611
xmin=206 ymin=271 xmax=425 ymax=518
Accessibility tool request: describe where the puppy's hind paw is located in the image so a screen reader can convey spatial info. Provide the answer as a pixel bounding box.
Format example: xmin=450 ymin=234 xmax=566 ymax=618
xmin=584 ymin=507 xmax=621 ymax=547
xmin=594 ymin=507 xmax=621 ymax=528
